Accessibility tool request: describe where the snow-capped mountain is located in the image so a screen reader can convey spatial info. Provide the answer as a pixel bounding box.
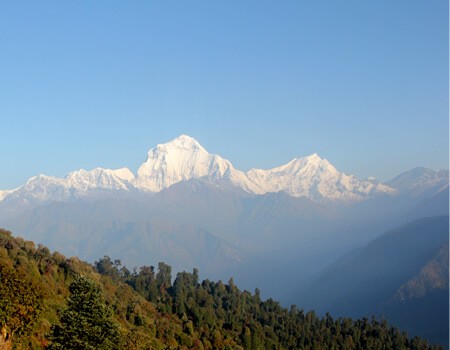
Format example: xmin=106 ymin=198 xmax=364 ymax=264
xmin=134 ymin=135 xmax=257 ymax=193
xmin=0 ymin=135 xmax=447 ymax=314
xmin=385 ymin=167 xmax=449 ymax=197
xmin=4 ymin=167 xmax=135 ymax=203
xmin=0 ymin=190 xmax=14 ymax=201
xmin=133 ymin=135 xmax=395 ymax=201
xmin=2 ymin=134 xmax=440 ymax=204
xmin=246 ymin=154 xmax=395 ymax=201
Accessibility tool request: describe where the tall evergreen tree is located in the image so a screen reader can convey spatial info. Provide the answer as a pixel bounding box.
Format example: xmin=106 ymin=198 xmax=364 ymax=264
xmin=48 ymin=276 xmax=121 ymax=350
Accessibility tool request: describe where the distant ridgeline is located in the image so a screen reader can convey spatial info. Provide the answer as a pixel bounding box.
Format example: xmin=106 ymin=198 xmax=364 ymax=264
xmin=0 ymin=228 xmax=444 ymax=350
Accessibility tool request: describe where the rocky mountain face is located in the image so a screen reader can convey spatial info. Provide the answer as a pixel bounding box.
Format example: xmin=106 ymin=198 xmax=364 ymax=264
xmin=134 ymin=135 xmax=253 ymax=193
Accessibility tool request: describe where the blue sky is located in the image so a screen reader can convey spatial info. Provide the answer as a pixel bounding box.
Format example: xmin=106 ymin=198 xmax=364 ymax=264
xmin=0 ymin=1 xmax=448 ymax=189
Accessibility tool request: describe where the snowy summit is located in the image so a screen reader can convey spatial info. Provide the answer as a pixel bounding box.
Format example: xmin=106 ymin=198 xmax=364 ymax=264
xmin=0 ymin=134 xmax=400 ymax=203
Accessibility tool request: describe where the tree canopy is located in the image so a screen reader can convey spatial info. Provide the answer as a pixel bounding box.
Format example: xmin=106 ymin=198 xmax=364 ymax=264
xmin=0 ymin=228 xmax=444 ymax=350
xmin=48 ymin=276 xmax=120 ymax=350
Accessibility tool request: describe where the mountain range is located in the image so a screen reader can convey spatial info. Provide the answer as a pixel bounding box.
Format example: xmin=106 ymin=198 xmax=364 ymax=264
xmin=1 ymin=135 xmax=400 ymax=205
xmin=0 ymin=134 xmax=448 ymax=346
xmin=0 ymin=134 xmax=447 ymax=272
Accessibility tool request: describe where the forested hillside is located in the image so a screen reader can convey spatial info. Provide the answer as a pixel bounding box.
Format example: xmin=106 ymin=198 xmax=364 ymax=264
xmin=0 ymin=228 xmax=443 ymax=349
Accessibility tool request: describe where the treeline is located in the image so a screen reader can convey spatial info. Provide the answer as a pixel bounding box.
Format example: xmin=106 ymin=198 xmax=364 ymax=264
xmin=95 ymin=256 xmax=443 ymax=350
xmin=0 ymin=228 xmax=443 ymax=349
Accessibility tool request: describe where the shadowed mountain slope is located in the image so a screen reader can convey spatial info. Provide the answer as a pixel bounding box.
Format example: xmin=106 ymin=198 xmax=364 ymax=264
xmin=295 ymin=216 xmax=449 ymax=347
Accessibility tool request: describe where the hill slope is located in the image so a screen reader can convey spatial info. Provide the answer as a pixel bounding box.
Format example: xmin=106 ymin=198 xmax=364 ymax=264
xmin=0 ymin=228 xmax=443 ymax=349
xmin=295 ymin=216 xmax=449 ymax=347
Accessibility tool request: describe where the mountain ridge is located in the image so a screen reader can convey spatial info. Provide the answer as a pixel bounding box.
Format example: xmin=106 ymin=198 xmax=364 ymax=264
xmin=293 ymin=215 xmax=449 ymax=347
xmin=5 ymin=134 xmax=441 ymax=204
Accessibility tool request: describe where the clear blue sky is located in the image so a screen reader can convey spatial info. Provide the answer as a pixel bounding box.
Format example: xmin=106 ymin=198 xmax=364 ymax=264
xmin=0 ymin=1 xmax=448 ymax=189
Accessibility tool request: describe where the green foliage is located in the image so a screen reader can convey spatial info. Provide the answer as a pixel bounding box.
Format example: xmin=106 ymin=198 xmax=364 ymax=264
xmin=0 ymin=261 xmax=43 ymax=340
xmin=119 ymin=259 xmax=444 ymax=350
xmin=48 ymin=276 xmax=120 ymax=350
xmin=0 ymin=229 xmax=44 ymax=348
xmin=0 ymin=229 xmax=444 ymax=350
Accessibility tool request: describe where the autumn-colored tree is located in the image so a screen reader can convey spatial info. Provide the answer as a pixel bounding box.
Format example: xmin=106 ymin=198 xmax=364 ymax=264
xmin=0 ymin=262 xmax=42 ymax=347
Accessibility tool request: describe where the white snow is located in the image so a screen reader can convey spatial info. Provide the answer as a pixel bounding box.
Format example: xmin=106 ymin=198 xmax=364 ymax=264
xmin=133 ymin=135 xmax=396 ymax=201
xmin=134 ymin=134 xmax=258 ymax=193
xmin=386 ymin=167 xmax=449 ymax=192
xmin=0 ymin=134 xmax=398 ymax=203
xmin=0 ymin=189 xmax=15 ymax=201
xmin=246 ymin=154 xmax=396 ymax=201
xmin=8 ymin=167 xmax=135 ymax=202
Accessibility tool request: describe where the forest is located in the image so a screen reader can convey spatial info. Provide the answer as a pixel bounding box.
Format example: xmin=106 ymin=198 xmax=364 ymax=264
xmin=0 ymin=228 xmax=443 ymax=350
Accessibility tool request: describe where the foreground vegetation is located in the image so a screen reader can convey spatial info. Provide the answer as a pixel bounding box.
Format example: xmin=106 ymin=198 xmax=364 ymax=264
xmin=0 ymin=228 xmax=442 ymax=349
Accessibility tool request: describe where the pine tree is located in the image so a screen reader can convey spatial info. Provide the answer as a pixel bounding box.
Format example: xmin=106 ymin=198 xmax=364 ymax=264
xmin=48 ymin=276 xmax=121 ymax=350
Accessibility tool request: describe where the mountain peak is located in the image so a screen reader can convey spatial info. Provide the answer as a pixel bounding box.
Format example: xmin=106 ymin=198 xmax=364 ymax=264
xmin=288 ymin=153 xmax=331 ymax=171
xmin=305 ymin=153 xmax=321 ymax=161
xmin=155 ymin=134 xmax=203 ymax=153
xmin=385 ymin=167 xmax=449 ymax=195
xmin=0 ymin=135 xmax=399 ymax=203
xmin=175 ymin=134 xmax=199 ymax=143
xmin=135 ymin=135 xmax=242 ymax=192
